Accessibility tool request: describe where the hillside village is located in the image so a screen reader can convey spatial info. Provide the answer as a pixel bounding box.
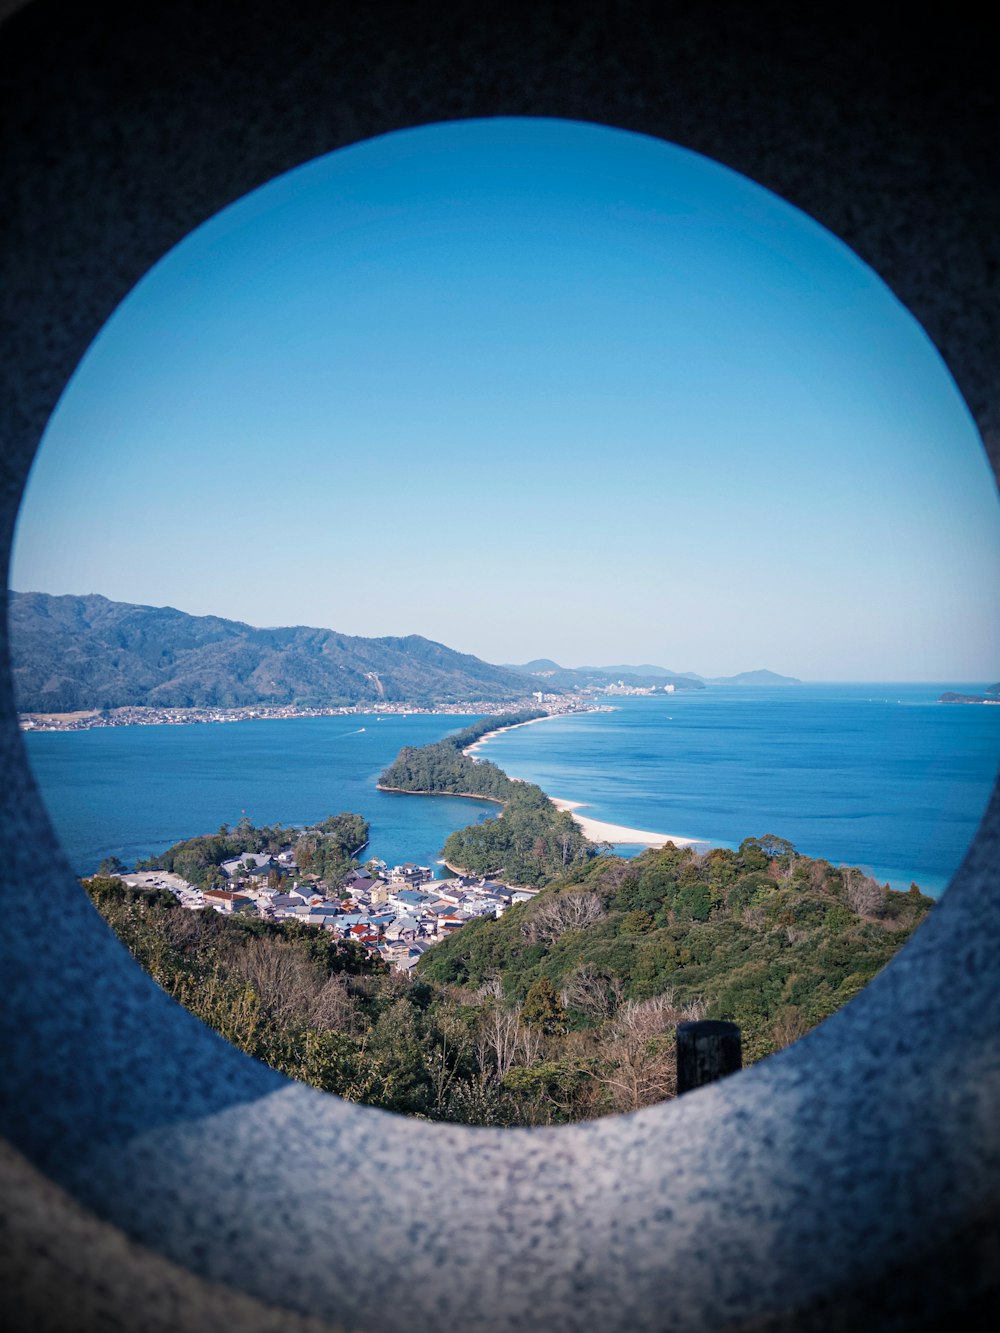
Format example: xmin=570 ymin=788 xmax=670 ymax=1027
xmin=122 ymin=850 xmax=539 ymax=972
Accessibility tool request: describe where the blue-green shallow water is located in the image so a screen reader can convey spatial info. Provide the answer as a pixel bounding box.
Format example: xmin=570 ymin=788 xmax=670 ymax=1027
xmin=21 ymin=713 xmax=499 ymax=879
xmin=22 ymin=686 xmax=1000 ymax=896
xmin=480 ymin=685 xmax=1000 ymax=896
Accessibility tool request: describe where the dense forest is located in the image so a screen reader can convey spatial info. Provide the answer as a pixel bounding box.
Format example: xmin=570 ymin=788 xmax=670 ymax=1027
xmin=377 ymin=709 xmax=548 ymax=800
xmin=378 ymin=711 xmax=595 ymax=885
xmin=83 ymin=835 xmax=933 ymax=1124
xmin=418 ymin=836 xmax=935 ymax=1065
xmin=133 ymin=813 xmax=369 ymax=888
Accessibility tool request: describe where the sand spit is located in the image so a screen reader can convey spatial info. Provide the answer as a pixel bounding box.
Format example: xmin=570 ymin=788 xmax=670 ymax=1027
xmin=461 ymin=712 xmax=566 ymax=757
xmin=551 ymin=798 xmax=703 ymax=849
xmin=466 ymin=714 xmax=705 ymax=849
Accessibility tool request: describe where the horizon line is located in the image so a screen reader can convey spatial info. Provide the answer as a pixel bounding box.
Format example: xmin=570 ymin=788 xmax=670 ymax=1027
xmin=8 ymin=589 xmax=995 ymax=685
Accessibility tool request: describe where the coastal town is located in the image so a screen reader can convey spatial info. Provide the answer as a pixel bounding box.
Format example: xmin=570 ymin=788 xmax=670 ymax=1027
xmin=120 ymin=850 xmax=539 ymax=973
xmin=17 ymin=686 xmax=684 ymax=733
xmin=19 ymin=692 xmax=577 ymax=732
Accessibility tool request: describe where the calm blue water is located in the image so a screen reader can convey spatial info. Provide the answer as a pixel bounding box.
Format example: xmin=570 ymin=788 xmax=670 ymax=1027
xmin=22 ymin=714 xmax=499 ymax=879
xmin=22 ymin=686 xmax=1000 ymax=896
xmin=479 ymin=685 xmax=1000 ymax=896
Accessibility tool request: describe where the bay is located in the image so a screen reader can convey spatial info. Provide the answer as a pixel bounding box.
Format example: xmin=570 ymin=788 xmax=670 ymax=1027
xmin=479 ymin=684 xmax=1000 ymax=896
xmin=22 ymin=713 xmax=498 ymax=878
xmin=22 ymin=685 xmax=1000 ymax=897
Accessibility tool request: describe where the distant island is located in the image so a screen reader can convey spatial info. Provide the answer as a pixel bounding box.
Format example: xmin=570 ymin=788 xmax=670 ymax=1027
xmin=939 ymin=687 xmax=1000 ymax=705
xmin=505 ymin=661 xmax=802 ymax=691
xmin=584 ymin=665 xmax=802 ymax=686
xmin=702 ymin=668 xmax=803 ymax=686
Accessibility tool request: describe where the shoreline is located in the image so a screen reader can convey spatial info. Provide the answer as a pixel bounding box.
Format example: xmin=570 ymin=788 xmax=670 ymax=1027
xmin=461 ymin=710 xmax=579 ymax=758
xmin=18 ymin=699 xmax=589 ymax=734
xmin=376 ymin=785 xmax=503 ymax=808
xmin=461 ymin=709 xmax=706 ymax=850
xmin=551 ymin=798 xmax=705 ymax=849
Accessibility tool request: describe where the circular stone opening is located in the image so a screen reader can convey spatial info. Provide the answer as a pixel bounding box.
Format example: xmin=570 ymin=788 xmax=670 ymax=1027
xmin=3 ymin=0 xmax=999 ymax=1317
xmin=9 ymin=118 xmax=999 ymax=1130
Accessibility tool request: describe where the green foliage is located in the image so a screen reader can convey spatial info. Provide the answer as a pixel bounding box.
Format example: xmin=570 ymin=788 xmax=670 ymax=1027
xmin=379 ymin=713 xmax=595 ymax=886
xmin=737 ymin=837 xmax=770 ymax=872
xmin=675 ymin=881 xmax=714 ymax=922
xmin=418 ymin=841 xmax=934 ymax=1063
xmin=620 ymin=909 xmax=655 ymax=935
xmin=83 ymin=831 xmax=935 ymax=1126
xmin=135 ymin=812 xmax=368 ymax=887
xmin=521 ymin=978 xmax=568 ymax=1033
xmin=293 ymin=812 xmax=369 ymax=882
xmin=377 ymin=711 xmax=546 ymax=801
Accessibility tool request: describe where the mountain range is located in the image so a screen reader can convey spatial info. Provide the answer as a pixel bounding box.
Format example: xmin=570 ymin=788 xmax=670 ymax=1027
xmin=8 ymin=592 xmax=803 ymax=713
xmin=505 ymin=661 xmax=801 ymax=690
xmin=503 ymin=660 xmax=703 ymax=691
xmin=8 ymin=592 xmax=535 ymax=712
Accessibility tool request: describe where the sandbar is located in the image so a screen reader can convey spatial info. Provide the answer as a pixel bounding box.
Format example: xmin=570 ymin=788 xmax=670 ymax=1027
xmin=551 ymin=798 xmax=703 ymax=848
xmin=462 ymin=712 xmax=564 ymax=757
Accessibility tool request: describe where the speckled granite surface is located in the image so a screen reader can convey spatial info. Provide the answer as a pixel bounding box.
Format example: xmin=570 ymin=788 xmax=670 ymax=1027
xmin=1 ymin=3 xmax=997 ymax=1329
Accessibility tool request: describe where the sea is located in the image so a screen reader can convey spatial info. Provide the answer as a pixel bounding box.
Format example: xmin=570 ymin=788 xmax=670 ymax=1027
xmin=21 ymin=684 xmax=1000 ymax=897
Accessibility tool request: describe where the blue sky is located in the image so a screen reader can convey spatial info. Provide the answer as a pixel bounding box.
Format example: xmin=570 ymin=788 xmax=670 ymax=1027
xmin=11 ymin=118 xmax=999 ymax=679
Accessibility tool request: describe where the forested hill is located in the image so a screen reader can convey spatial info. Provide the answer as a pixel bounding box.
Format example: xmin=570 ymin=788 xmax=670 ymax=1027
xmin=82 ymin=834 xmax=934 ymax=1125
xmin=378 ymin=712 xmax=595 ymax=886
xmin=9 ymin=592 xmax=538 ymax=711
xmin=417 ymin=836 xmax=935 ymax=1064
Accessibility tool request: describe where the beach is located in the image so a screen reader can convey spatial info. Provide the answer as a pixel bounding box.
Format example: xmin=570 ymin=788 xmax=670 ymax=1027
xmin=467 ymin=712 xmax=704 ymax=849
xmin=461 ymin=711 xmax=567 ymax=757
xmin=551 ymin=798 xmax=703 ymax=848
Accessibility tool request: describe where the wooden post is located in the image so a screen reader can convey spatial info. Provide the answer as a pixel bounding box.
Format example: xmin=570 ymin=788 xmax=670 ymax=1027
xmin=676 ymin=1020 xmax=742 ymax=1095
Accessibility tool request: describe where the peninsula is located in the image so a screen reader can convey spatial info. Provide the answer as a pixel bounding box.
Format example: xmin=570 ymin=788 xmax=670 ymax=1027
xmin=377 ymin=711 xmax=704 ymax=884
xmin=457 ymin=712 xmax=702 ymax=849
xmin=939 ymin=687 xmax=1000 ymax=705
xmin=378 ymin=711 xmax=595 ymax=886
xmin=550 ymin=798 xmax=702 ymax=849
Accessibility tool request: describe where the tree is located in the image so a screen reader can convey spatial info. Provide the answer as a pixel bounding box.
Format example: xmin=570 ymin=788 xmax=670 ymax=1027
xmin=97 ymin=855 xmax=127 ymax=876
xmin=596 ymin=992 xmax=703 ymax=1113
xmin=758 ymin=834 xmax=796 ymax=861
xmin=476 ymin=1001 xmax=533 ymax=1083
xmin=522 ymin=978 xmax=568 ymax=1034
xmin=675 ymin=881 xmax=713 ymax=922
xmin=738 ymin=838 xmax=769 ymax=872
xmin=522 ymin=892 xmax=604 ymax=945
xmin=621 ymin=909 xmax=655 ymax=935
xmin=560 ymin=964 xmax=623 ymax=1023
xmin=844 ymin=869 xmax=886 ymax=918
xmin=369 ymin=999 xmax=432 ymax=1114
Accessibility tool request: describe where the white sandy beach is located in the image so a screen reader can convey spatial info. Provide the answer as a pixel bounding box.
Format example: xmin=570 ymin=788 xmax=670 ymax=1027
xmin=466 ymin=714 xmax=704 ymax=848
xmin=551 ymin=798 xmax=703 ymax=848
xmin=462 ymin=712 xmax=564 ymax=757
